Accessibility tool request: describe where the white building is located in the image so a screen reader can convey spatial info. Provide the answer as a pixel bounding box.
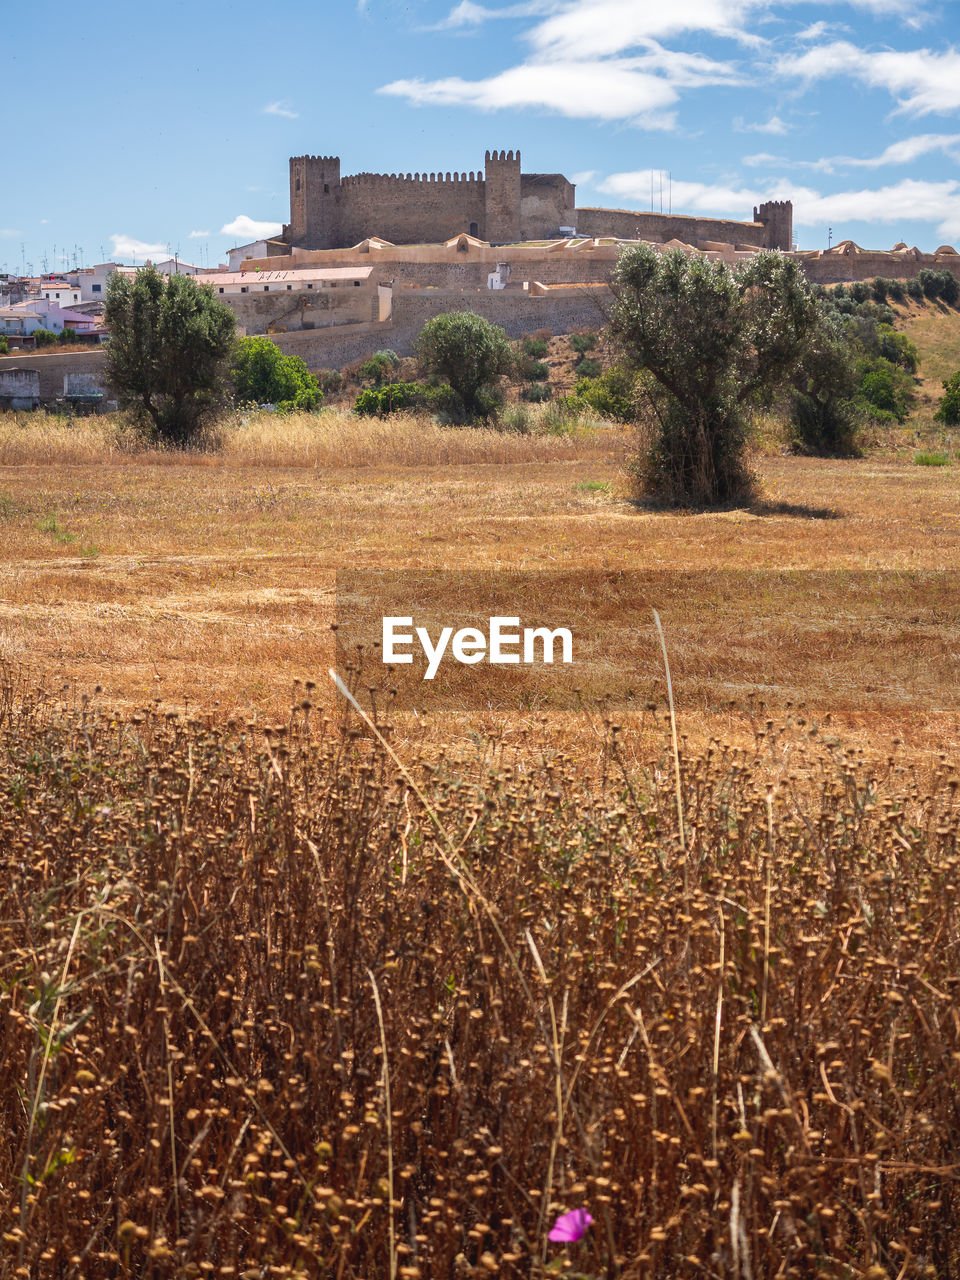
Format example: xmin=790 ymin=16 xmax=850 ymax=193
xmin=227 ymin=240 xmax=272 ymax=272
xmin=41 ymin=280 xmax=82 ymax=307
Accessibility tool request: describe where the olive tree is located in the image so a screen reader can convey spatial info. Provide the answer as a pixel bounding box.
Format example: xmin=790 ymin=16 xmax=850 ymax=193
xmin=610 ymin=246 xmax=827 ymax=506
xmin=415 ymin=311 xmax=513 ymax=419
xmin=104 ymin=265 xmax=236 ymax=446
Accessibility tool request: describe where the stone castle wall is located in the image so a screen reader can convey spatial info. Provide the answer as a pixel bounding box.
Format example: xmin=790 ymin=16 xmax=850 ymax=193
xmin=223 ymin=283 xmax=376 ymax=335
xmin=337 ymin=172 xmax=486 ymax=248
xmin=287 ymin=149 xmax=785 ymax=250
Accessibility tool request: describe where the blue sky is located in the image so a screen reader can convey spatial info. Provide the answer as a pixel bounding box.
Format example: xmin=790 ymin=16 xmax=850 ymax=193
xmin=2 ymin=0 xmax=959 ymax=273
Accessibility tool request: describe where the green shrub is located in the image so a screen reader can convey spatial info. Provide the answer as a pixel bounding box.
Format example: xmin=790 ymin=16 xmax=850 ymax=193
xmin=570 ymin=332 xmax=598 ymax=354
xmin=567 ymin=365 xmax=639 ymax=422
xmin=520 ymin=336 xmax=549 ymax=359
xmin=850 ymin=281 xmax=871 ymax=304
xmin=906 ymin=277 xmax=924 ymax=301
xmin=34 ymin=328 xmax=58 ymax=347
xmin=938 ymin=272 xmax=960 ymax=306
xmin=915 ymin=452 xmax=950 ymax=466
xmin=0 ymin=337 xmax=8 ymax=356
xmin=233 ymin=336 xmax=322 ymax=411
xmin=353 ymin=381 xmax=450 ymax=417
xmin=935 ymin=371 xmax=960 ymax=424
xmin=854 ymin=359 xmax=914 ymax=423
xmin=316 ymin=368 xmax=343 ymax=394
xmin=573 ymin=357 xmax=602 ymax=380
xmin=416 ymin=311 xmax=513 ymax=420
xmin=519 ymin=382 xmax=551 ymax=402
xmin=358 ymin=352 xmax=399 ymax=386
xmin=58 ymin=328 xmax=78 ymax=344
xmin=519 ymin=359 xmax=549 ymax=381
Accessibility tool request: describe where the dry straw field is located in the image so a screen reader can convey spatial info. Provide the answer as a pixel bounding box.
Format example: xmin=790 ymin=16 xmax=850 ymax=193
xmin=1 ymin=324 xmax=960 ymax=1280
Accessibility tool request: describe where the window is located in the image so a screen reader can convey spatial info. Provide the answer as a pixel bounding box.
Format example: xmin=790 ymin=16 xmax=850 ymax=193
xmin=264 ymin=286 xmax=269 ymax=292
xmin=296 ymin=176 xmax=301 ymax=192
xmin=219 ymin=288 xmax=224 ymax=294
xmin=307 ymin=283 xmax=313 ymax=289
xmin=240 ymin=286 xmax=248 ymax=293
xmin=287 ymin=284 xmax=292 ymax=291
xmin=323 ymin=183 xmax=329 ymax=194
xmin=92 ymin=284 xmax=101 ymax=293
xmin=354 ymin=280 xmax=361 ymax=287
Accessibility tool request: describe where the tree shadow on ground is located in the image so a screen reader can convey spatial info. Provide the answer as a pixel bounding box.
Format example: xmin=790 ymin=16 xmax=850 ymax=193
xmin=626 ymin=497 xmax=843 ymax=520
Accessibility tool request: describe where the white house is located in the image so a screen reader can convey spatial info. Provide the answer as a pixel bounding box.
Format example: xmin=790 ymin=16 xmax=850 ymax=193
xmin=227 ymin=240 xmax=272 ymax=272
xmin=0 ymin=307 xmax=47 ymax=336
xmin=41 ymin=280 xmax=82 ymax=307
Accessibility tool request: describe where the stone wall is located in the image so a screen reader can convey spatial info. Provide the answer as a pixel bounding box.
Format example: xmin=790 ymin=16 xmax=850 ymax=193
xmin=338 ymin=172 xmax=486 ymax=247
xmin=222 ymin=282 xmax=376 ymax=335
xmin=269 ymin=286 xmax=610 ymax=369
xmin=801 ymin=249 xmax=960 ymax=285
xmin=573 ymin=207 xmax=770 ymax=248
xmin=0 ymin=350 xmax=107 ymax=402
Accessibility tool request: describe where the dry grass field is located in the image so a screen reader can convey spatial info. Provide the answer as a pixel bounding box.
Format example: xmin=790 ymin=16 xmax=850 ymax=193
xmin=2 ymin=308 xmax=960 ymax=1278
xmin=0 ymin=403 xmax=958 ymax=760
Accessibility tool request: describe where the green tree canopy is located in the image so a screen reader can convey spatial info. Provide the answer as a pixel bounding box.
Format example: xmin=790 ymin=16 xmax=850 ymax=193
xmin=415 ymin=311 xmax=513 ymax=419
xmin=104 ymin=265 xmax=236 ymax=446
xmin=609 ymin=246 xmax=828 ymax=505
xmin=232 ymin=336 xmax=322 ymax=411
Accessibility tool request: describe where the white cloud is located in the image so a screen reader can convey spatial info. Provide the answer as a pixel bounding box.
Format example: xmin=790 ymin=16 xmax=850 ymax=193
xmin=839 ymin=133 xmax=960 ymax=167
xmin=525 ymin=0 xmax=764 ymax=60
xmin=427 ymin=1 xmax=552 ymax=28
xmin=220 ymin=215 xmax=284 ymax=240
xmin=110 ymin=234 xmax=170 ymax=260
xmin=0 ymin=228 xmax=20 ymax=237
xmin=778 ymin=41 xmax=960 ymax=116
xmin=734 ymin=114 xmax=788 ymax=134
xmin=263 ymin=100 xmax=299 ymax=119
xmin=598 ymin=169 xmax=960 ymax=242
xmin=571 ymin=169 xmax=598 ymax=185
xmin=742 ymin=151 xmax=782 ymax=166
xmin=381 ymin=44 xmax=738 ymax=123
xmin=188 ymin=229 xmax=210 ymax=238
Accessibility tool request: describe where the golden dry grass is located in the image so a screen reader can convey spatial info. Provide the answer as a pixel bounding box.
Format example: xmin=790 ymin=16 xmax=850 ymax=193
xmin=1 ymin=406 xmax=959 ymax=766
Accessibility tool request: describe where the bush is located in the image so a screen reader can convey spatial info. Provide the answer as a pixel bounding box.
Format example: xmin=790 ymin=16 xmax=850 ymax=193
xmin=520 ymin=336 xmax=549 ymax=358
xmin=850 ymin=281 xmax=871 ymax=304
xmin=939 ymin=272 xmax=960 ymax=306
xmin=416 ymin=311 xmax=513 ymax=419
xmin=906 ymin=277 xmax=924 ymax=301
xmin=34 ymin=328 xmax=58 ymax=347
xmin=790 ymin=317 xmax=862 ymax=457
xmin=570 ymin=332 xmax=598 ymax=354
xmin=573 ymin=356 xmax=602 ymax=379
xmin=0 ymin=337 xmax=8 ymax=356
xmin=935 ymin=371 xmax=960 ymax=424
xmin=353 ymin=381 xmax=451 ymax=417
xmin=886 ymin=278 xmax=906 ymax=302
xmin=518 ymin=358 xmax=549 ymax=381
xmin=316 ymin=368 xmax=343 ymax=394
xmin=358 ymin=351 xmax=400 ymax=386
xmin=233 ymin=336 xmax=323 ymax=411
xmin=58 ymin=327 xmax=78 ymax=344
xmin=567 ymin=365 xmax=639 ymax=422
xmin=855 ymin=359 xmax=915 ymax=423
xmin=519 ymin=382 xmax=551 ymax=402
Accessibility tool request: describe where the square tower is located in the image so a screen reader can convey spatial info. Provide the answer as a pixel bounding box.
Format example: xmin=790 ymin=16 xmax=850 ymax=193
xmin=484 ymin=149 xmax=521 ymax=244
xmin=289 ymin=155 xmax=342 ymax=249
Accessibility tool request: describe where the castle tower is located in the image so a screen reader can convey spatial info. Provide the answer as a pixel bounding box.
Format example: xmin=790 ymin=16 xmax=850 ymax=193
xmin=484 ymin=149 xmax=522 ymax=244
xmin=755 ymin=200 xmax=793 ymax=252
xmin=289 ymin=155 xmax=342 ymax=249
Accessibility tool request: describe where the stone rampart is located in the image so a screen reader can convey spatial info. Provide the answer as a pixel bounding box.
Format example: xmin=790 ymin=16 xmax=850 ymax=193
xmin=574 ymin=207 xmax=769 ymax=248
xmin=0 ymin=350 xmax=108 ymax=402
xmin=337 ymin=172 xmax=486 ymax=247
xmin=223 ymin=284 xmax=376 ymax=335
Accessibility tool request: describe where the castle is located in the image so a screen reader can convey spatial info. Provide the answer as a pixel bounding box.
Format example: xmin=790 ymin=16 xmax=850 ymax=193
xmin=283 ymin=149 xmax=793 ymax=253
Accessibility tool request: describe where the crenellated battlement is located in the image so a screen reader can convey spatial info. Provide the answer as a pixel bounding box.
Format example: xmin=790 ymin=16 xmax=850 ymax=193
xmin=340 ymin=171 xmax=483 ymax=188
xmin=485 ymin=149 xmax=520 ymax=164
xmin=292 ymin=154 xmax=340 ymax=164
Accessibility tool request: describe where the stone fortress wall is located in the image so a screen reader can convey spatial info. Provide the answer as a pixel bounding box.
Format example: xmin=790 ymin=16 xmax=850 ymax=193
xmin=285 ymin=149 xmax=792 ymax=252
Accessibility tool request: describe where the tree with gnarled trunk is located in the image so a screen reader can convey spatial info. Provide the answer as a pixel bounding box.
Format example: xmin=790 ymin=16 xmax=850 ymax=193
xmin=610 ymin=245 xmax=827 ymax=507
